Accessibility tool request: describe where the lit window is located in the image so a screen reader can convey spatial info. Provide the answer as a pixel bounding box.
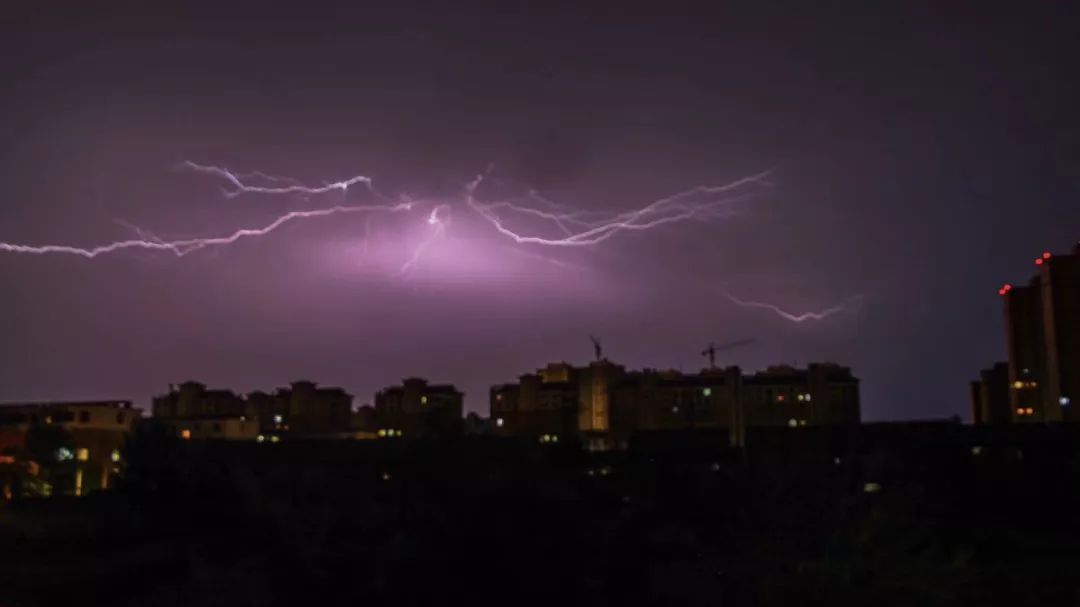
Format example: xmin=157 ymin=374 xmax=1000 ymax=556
xmin=788 ymin=418 xmax=798 ymax=428
xmin=702 ymin=388 xmax=712 ymax=397
xmin=110 ymin=449 xmax=121 ymax=463
xmin=56 ymin=447 xmax=74 ymax=462
xmin=256 ymin=434 xmax=266 ymax=443
xmin=495 ymin=417 xmax=504 ymax=428
xmin=711 ymin=462 xmax=721 ymax=471
xmin=1013 ymin=381 xmax=1024 ymax=389
xmin=672 ymin=405 xmax=680 ymax=414
xmin=798 ymin=419 xmax=807 ymax=426
xmin=971 ymin=446 xmax=983 ymax=456
xmin=1016 ymin=408 xmax=1024 ymax=415
xmin=44 ymin=415 xmax=53 ymax=424
xmin=551 ymin=435 xmax=559 ymax=443
xmin=804 ymin=394 xmax=812 ymax=402
xmin=180 ymin=429 xmax=192 ymax=440
xmin=863 ymin=482 xmax=882 ymax=493
xmin=1025 ymin=407 xmax=1034 ymax=415
xmin=76 ymin=448 xmax=89 ymax=462
xmin=1061 ymin=397 xmax=1071 ymax=407
xmin=382 ymin=472 xmax=392 ymax=481
xmin=833 ymin=457 xmax=841 ymax=465
xmin=777 ymin=394 xmax=786 ymax=402
xmin=421 ymin=396 xmax=428 ymax=405
xmin=270 ymin=435 xmax=281 ymax=443
xmin=273 ymin=414 xmax=283 ymax=424
xmin=377 ymin=429 xmax=387 ymax=437
xmin=496 ymin=394 xmax=503 ymax=402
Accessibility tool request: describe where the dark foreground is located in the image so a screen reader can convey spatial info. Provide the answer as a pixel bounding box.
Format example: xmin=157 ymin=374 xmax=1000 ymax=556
xmin=3 ymin=422 xmax=1080 ymax=606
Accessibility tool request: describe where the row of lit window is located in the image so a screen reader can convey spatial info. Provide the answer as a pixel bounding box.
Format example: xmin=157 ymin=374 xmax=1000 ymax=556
xmin=586 ymin=466 xmax=613 ymax=477
xmin=377 ymin=429 xmax=404 ymax=438
xmin=787 ymin=418 xmax=808 ymax=427
xmin=1013 ymin=381 xmax=1037 ymax=390
xmin=256 ymin=434 xmax=281 ymax=443
xmin=55 ymin=447 xmax=121 ymax=463
xmin=1016 ymin=407 xmax=1035 ymax=417
xmin=539 ymin=434 xmax=560 ymax=444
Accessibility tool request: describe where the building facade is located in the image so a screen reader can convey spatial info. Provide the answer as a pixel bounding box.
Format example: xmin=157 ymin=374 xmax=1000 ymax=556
xmin=0 ymin=400 xmax=141 ymax=495
xmin=490 ymin=361 xmax=860 ymax=448
xmin=153 ymin=380 xmax=354 ymax=440
xmin=374 ymin=378 xmax=464 ymax=438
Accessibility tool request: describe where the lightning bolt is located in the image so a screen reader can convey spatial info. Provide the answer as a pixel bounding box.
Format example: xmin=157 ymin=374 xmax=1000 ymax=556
xmin=465 ymin=171 xmax=771 ymax=247
xmin=723 ymin=291 xmax=864 ymax=323
xmin=1 ymin=204 xmax=411 ymax=258
xmin=1 ymin=162 xmax=772 ymax=262
xmin=180 ymin=161 xmax=375 ymax=198
xmin=399 ymin=205 xmax=450 ymax=274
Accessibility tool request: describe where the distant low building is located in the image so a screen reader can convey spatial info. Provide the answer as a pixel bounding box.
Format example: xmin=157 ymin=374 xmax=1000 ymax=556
xmin=153 ymin=380 xmax=355 ymax=441
xmin=246 ymin=380 xmax=354 ymax=437
xmin=374 ymin=378 xmax=463 ymax=439
xmin=152 ymin=382 xmax=254 ymax=441
xmin=970 ymin=362 xmax=1011 ymax=425
xmin=490 ymin=360 xmax=860 ymax=448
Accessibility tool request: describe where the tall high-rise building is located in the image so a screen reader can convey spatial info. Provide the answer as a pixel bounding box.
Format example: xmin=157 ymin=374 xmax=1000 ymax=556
xmin=989 ymin=244 xmax=1080 ymax=424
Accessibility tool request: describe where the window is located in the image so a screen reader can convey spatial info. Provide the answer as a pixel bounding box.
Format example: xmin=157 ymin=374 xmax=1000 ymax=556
xmin=79 ymin=411 xmax=90 ymax=423
xmin=212 ymin=423 xmax=222 ymax=433
xmin=702 ymin=388 xmax=712 ymax=397
xmin=76 ymin=448 xmax=89 ymax=461
xmin=116 ymin=412 xmax=124 ymax=424
xmin=110 ymin=449 xmax=121 ymax=463
xmin=421 ymin=396 xmax=428 ymax=405
xmin=495 ymin=418 xmax=504 ymax=428
xmin=180 ymin=429 xmax=191 ymax=440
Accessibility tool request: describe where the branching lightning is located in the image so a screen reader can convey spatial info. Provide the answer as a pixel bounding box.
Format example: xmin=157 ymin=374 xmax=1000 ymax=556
xmin=1 ymin=204 xmax=411 ymax=258
xmin=723 ymin=291 xmax=864 ymax=323
xmin=0 ymin=162 xmax=771 ymax=265
xmin=399 ymin=205 xmax=450 ymax=274
xmin=180 ymin=161 xmax=376 ymax=198
xmin=465 ymin=171 xmax=771 ymax=247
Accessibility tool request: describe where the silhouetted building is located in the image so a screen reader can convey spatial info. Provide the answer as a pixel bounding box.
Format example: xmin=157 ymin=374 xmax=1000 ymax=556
xmin=742 ymin=363 xmax=861 ymax=429
xmin=491 ymin=360 xmax=860 ymax=448
xmin=970 ymin=362 xmax=1011 ymax=424
xmin=611 ymin=366 xmax=743 ymax=445
xmin=246 ymin=380 xmax=353 ymax=436
xmin=152 ymin=382 xmax=255 ymax=441
xmin=152 ymin=381 xmax=251 ymax=419
xmin=981 ymin=243 xmax=1080 ymax=424
xmin=374 ymin=378 xmax=463 ymax=438
xmin=0 ymin=400 xmax=140 ymax=494
xmin=153 ymin=380 xmax=354 ymax=440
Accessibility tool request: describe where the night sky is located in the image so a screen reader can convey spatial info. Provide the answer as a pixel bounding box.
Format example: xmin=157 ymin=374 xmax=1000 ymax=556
xmin=1 ymin=4 xmax=1078 ymax=420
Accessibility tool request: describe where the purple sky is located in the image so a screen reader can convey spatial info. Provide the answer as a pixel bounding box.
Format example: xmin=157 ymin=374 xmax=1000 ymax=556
xmin=1 ymin=4 xmax=1078 ymax=419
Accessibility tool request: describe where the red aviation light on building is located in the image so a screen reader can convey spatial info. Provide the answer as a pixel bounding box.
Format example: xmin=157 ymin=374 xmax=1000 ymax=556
xmin=1035 ymin=258 xmax=1044 ymax=265
xmin=999 ymin=283 xmax=1012 ymax=296
xmin=1042 ymin=252 xmax=1052 ymax=259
